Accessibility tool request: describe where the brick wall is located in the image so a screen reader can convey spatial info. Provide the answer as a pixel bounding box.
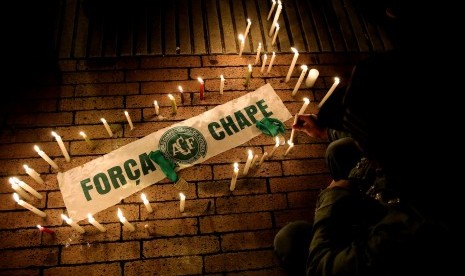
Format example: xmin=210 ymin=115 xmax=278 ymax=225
xmin=0 ymin=52 xmax=364 ymax=275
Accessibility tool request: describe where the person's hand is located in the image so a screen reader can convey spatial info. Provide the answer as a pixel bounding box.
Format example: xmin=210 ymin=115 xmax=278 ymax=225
xmin=293 ymin=114 xmax=328 ymax=139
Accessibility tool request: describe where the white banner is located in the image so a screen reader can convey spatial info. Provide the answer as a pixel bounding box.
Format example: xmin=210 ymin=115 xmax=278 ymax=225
xmin=57 ymin=83 xmax=292 ymax=222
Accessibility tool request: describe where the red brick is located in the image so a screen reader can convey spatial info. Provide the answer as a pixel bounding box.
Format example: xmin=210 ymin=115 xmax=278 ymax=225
xmin=0 ymin=269 xmax=40 ymax=276
xmin=191 ymin=67 xmax=254 ymax=79
xmin=141 ymin=80 xmax=200 ymax=94
xmin=142 ymin=105 xmax=207 ymax=122
xmin=5 ymin=112 xmax=73 ymax=127
xmin=60 ymin=96 xmax=124 ymax=111
xmin=0 ymin=209 xmax=64 ymax=229
xmin=88 ymin=204 xmax=139 ymax=224
xmin=126 ymin=69 xmax=188 ymax=82
xmin=201 ymin=55 xmax=260 ymax=67
xmin=274 ymin=208 xmax=315 ymax=228
xmin=124 ymin=256 xmax=203 ymax=275
xmin=0 ymin=229 xmax=41 ymax=249
xmin=221 ymin=230 xmax=275 ymax=252
xmin=140 ymin=199 xmax=213 ymax=220
xmin=178 ymin=165 xmax=213 ymax=182
xmin=282 ymin=159 xmax=328 ymax=176
xmin=75 ymin=83 xmax=139 ymax=97
xmin=287 ymin=190 xmax=320 ymax=208
xmin=62 ymin=71 xmax=125 ymax=84
xmin=216 ymin=194 xmax=287 ymax=214
xmin=141 ymin=56 xmax=201 ymax=68
xmin=199 ymin=212 xmax=272 ymax=233
xmin=124 ymin=183 xmax=197 ymax=203
xmin=213 ymin=161 xmax=282 ymax=180
xmin=269 ymin=53 xmax=318 ymax=66
xmin=75 ymin=109 xmax=142 ymax=126
xmin=43 ymin=263 xmax=122 ymax=276
xmin=46 ymin=191 xmax=65 ymax=208
xmin=53 ymin=156 xmax=98 ymax=172
xmin=204 ymin=250 xmax=278 ymax=273
xmin=61 ymin=241 xmax=139 ymax=264
xmin=197 ymin=179 xmax=267 ymax=198
xmin=122 ymin=218 xmax=198 ymax=240
xmin=0 ymin=248 xmax=59 ymax=269
xmin=3 ymin=99 xmax=57 ymax=114
xmin=70 ymin=137 xmax=137 ymax=156
xmin=269 ymin=175 xmax=330 ymax=192
xmin=143 ymin=235 xmax=220 ymax=257
xmin=77 ymin=58 xmax=139 ymax=71
xmin=204 ymin=147 xmax=261 ymax=165
xmin=122 ymin=121 xmax=174 ymax=138
xmin=58 ymin=59 xmax=77 ymax=71
xmin=42 ymin=224 xmax=121 ymax=246
xmin=226 ymin=267 xmax=287 ymax=276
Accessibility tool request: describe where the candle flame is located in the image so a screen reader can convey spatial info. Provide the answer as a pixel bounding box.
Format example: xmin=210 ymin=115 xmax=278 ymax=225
xmin=79 ymin=131 xmax=86 ymax=137
xmin=233 ymin=162 xmax=239 ymax=172
xmin=8 ymin=177 xmax=16 ymax=185
xmin=178 ymin=86 xmax=183 ymax=92
xmin=301 ymin=65 xmax=308 ymax=70
xmin=275 ymin=23 xmax=279 ymax=28
xmin=291 ymin=47 xmax=298 ymax=54
xmin=100 ymin=118 xmax=107 ymax=123
xmin=33 ymin=145 xmax=40 ymax=152
xmin=124 ymin=111 xmax=129 ymax=115
xmin=197 ymin=77 xmax=204 ymax=83
xmin=238 ymin=34 xmax=244 ymax=41
xmin=275 ymin=136 xmax=280 ymax=146
xmin=141 ymin=193 xmax=147 ymax=202
xmin=87 ymin=213 xmax=94 ymax=221
xmin=272 ymin=51 xmax=276 ymax=56
xmin=334 ymin=77 xmax=340 ymax=84
xmin=61 ymin=213 xmax=69 ymax=221
xmin=303 ymin=97 xmax=310 ymax=104
xmin=168 ymin=94 xmax=174 ymax=100
xmin=23 ymin=164 xmax=29 ymax=170
xmin=37 ymin=225 xmax=42 ymax=229
xmin=287 ymin=139 xmax=294 ymax=147
xmin=51 ymin=131 xmax=59 ymax=138
xmin=154 ymin=100 xmax=158 ymax=106
xmin=247 ymin=18 xmax=251 ymax=24
xmin=13 ymin=193 xmax=19 ymax=202
xmin=220 ymin=75 xmax=224 ymax=80
xmin=117 ymin=208 xmax=124 ymax=220
xmin=278 ymin=0 xmax=282 ymax=5
xmin=179 ymin=192 xmax=186 ymax=200
xmin=248 ymin=64 xmax=252 ymax=71
xmin=248 ymin=149 xmax=253 ymax=157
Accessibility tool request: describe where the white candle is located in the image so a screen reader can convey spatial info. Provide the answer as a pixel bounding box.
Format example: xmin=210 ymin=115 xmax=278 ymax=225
xmin=238 ymin=34 xmax=245 ymax=56
xmin=284 ymin=139 xmax=295 ymax=156
xmin=124 ymin=111 xmax=134 ymax=130
xmin=258 ymin=152 xmax=268 ymax=166
xmin=260 ymin=53 xmax=268 ymax=73
xmin=51 ymin=131 xmax=70 ymax=162
xmin=267 ymin=52 xmax=276 ymax=74
xmin=254 ymin=42 xmax=262 ymax=65
xmin=289 ymin=115 xmax=299 ymax=144
xmin=318 ymin=77 xmax=340 ymax=108
xmin=230 ymin=162 xmax=239 ymax=191
xmin=61 ymin=213 xmax=85 ymax=233
xmin=12 ymin=177 xmax=42 ymax=200
xmin=13 ymin=193 xmax=46 ymax=217
xmin=267 ymin=0 xmax=277 ymax=20
xmin=178 ymin=85 xmax=185 ymax=105
xmin=23 ymin=164 xmax=44 ymax=184
xmin=141 ymin=193 xmax=153 ymax=213
xmin=37 ymin=225 xmax=55 ymax=234
xmin=87 ymin=213 xmax=106 ymax=232
xmin=79 ymin=131 xmax=95 ymax=149
xmin=34 ymin=145 xmax=59 ymax=170
xmin=243 ymin=149 xmax=253 ymax=175
xmin=179 ymin=193 xmax=186 ymax=213
xmin=244 ymin=64 xmax=252 ymax=87
xmin=101 ymin=118 xmax=114 ymax=137
xmin=251 ymin=154 xmax=259 ymax=167
xmin=285 ymin=47 xmax=299 ymax=82
xmin=117 ymin=208 xmax=135 ymax=232
xmin=268 ymin=136 xmax=280 ymax=158
xmin=154 ymin=100 xmax=160 ymax=116
xmin=244 ymin=18 xmax=252 ymax=39
xmin=292 ymin=65 xmax=308 ymax=96
xmin=220 ymin=75 xmax=225 ymax=95
xmin=298 ymin=97 xmax=310 ymax=115
xmin=271 ymin=23 xmax=280 ymax=45
xmin=269 ymin=1 xmax=282 ymax=36
xmin=305 ymin=68 xmax=319 ymax=88
xmin=168 ymin=94 xmax=177 ymax=114
xmin=9 ymin=178 xmax=33 ymax=201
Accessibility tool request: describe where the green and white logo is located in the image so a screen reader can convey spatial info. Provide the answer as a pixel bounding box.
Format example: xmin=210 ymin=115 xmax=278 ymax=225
xmin=158 ymin=126 xmax=207 ymax=165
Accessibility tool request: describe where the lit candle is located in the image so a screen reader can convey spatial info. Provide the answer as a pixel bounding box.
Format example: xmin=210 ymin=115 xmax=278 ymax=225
xmin=12 ymin=177 xmax=42 ymax=200
xmin=34 ymin=145 xmax=59 ymax=170
xmin=269 ymin=0 xmax=282 ymax=36
xmin=124 ymin=111 xmax=134 ymax=130
xmin=267 ymin=52 xmax=276 ymax=74
xmin=51 ymin=131 xmax=70 ymax=162
xmin=178 ymin=85 xmax=185 ymax=105
xmin=271 ymin=23 xmax=280 ymax=45
xmin=305 ymin=68 xmax=319 ymax=88
xmin=168 ymin=94 xmax=177 ymax=114
xmin=100 ymin=118 xmax=114 ymax=137
xmin=117 ymin=208 xmax=135 ymax=232
xmin=238 ymin=34 xmax=245 ymax=56
xmin=13 ymin=193 xmax=46 ymax=217
xmin=23 ymin=164 xmax=44 ymax=185
xmin=289 ymin=115 xmax=299 ymax=144
xmin=260 ymin=53 xmax=268 ymax=74
xmin=179 ymin=193 xmax=186 ymax=213
xmin=243 ymin=149 xmax=253 ymax=175
xmin=79 ymin=131 xmax=95 ymax=149
xmin=268 ymin=136 xmax=280 ymax=158
xmin=292 ymin=65 xmax=308 ymax=96
xmin=285 ymin=47 xmax=299 ymax=82
xmin=141 ymin=193 xmax=153 ymax=213
xmin=254 ymin=42 xmax=262 ymax=65
xmin=9 ymin=178 xmax=33 ymax=201
xmin=267 ymin=0 xmax=277 ymax=20
xmin=318 ymin=77 xmax=340 ymax=108
xmin=198 ymin=77 xmax=205 ymax=100
xmin=61 ymin=213 xmax=85 ymax=233
xmin=298 ymin=97 xmax=310 ymax=115
xmin=244 ymin=18 xmax=252 ymax=39
xmin=87 ymin=213 xmax=106 ymax=232
xmin=258 ymin=152 xmax=268 ymax=166
xmin=219 ymin=75 xmax=225 ymax=95
xmin=284 ymin=139 xmax=295 ymax=156
xmin=244 ymin=64 xmax=252 ymax=87
xmin=37 ymin=225 xmax=54 ymax=234
xmin=154 ymin=100 xmax=160 ymax=116
xmin=230 ymin=162 xmax=239 ymax=191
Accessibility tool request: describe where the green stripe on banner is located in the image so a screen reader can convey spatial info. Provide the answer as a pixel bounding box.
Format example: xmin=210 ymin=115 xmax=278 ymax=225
xmin=57 ymin=83 xmax=292 ymax=222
